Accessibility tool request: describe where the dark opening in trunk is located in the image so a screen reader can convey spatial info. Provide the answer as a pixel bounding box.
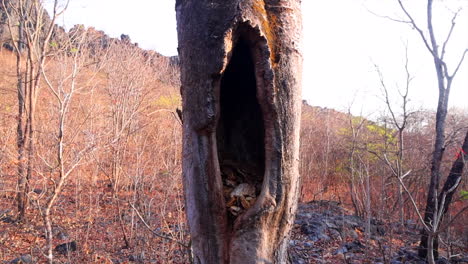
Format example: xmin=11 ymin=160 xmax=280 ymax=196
xmin=217 ymin=36 xmax=265 ymax=220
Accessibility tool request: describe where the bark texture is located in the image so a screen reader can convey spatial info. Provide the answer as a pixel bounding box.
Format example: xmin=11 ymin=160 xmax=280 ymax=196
xmin=176 ymin=0 xmax=303 ymax=263
xmin=419 ymin=130 xmax=468 ymax=258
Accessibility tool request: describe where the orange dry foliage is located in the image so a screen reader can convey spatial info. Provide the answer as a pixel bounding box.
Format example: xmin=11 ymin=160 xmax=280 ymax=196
xmin=0 ymin=44 xmax=188 ymax=263
xmin=0 ymin=40 xmax=467 ymax=262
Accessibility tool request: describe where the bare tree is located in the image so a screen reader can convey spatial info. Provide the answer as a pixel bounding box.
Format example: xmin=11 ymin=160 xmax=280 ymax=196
xmin=176 ymin=0 xmax=303 ymax=263
xmin=103 ymin=41 xmax=148 ymax=193
xmin=373 ymin=45 xmax=415 ymax=225
xmin=389 ymin=0 xmax=468 ymax=259
xmin=1 ymin=0 xmax=68 ymax=221
xmin=345 ymin=111 xmax=367 ymax=218
xmin=103 ymin=40 xmax=152 ymax=249
xmin=38 ymin=26 xmax=98 ymax=264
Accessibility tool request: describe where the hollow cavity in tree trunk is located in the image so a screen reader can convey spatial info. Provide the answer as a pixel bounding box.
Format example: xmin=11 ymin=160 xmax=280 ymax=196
xmin=177 ymin=1 xmax=302 ymax=261
xmin=217 ymin=36 xmax=265 ymax=222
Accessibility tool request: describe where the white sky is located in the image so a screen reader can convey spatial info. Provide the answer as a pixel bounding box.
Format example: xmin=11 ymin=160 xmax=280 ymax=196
xmin=47 ymin=0 xmax=468 ymax=117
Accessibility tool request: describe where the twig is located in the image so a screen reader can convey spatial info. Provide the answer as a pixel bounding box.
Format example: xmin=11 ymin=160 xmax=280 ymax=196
xmin=129 ymin=202 xmax=189 ymax=248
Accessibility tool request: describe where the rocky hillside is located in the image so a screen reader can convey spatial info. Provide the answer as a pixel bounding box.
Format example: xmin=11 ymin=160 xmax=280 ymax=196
xmin=289 ymin=201 xmax=467 ymax=264
xmin=0 ymin=0 xmax=179 ymax=83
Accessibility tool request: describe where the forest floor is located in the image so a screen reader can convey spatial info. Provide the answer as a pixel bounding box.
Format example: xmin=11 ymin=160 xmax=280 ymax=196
xmin=0 ymin=181 xmax=467 ymax=263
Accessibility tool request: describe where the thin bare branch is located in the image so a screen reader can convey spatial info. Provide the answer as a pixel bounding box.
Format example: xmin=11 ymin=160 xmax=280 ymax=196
xmin=441 ymin=8 xmax=461 ymax=60
xmin=396 ymin=0 xmax=434 ymax=56
xmin=450 ymin=49 xmax=468 ymax=79
xmin=129 ymin=203 xmax=189 ymax=248
xmin=366 ymin=7 xmax=411 ymax=24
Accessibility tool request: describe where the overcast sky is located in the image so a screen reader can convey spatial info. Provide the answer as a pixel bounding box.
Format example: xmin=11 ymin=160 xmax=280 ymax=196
xmin=47 ymin=0 xmax=468 ymax=117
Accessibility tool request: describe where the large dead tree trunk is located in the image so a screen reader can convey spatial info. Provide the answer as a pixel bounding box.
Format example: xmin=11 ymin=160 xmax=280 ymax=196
xmin=176 ymin=0 xmax=302 ymax=263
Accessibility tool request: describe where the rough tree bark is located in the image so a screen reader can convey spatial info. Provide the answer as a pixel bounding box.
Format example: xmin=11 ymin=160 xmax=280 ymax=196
xmin=438 ymin=130 xmax=468 ymax=218
xmin=176 ymin=0 xmax=303 ymax=263
xmin=2 ymin=0 xmax=34 ymax=221
xmin=419 ymin=129 xmax=468 ymax=260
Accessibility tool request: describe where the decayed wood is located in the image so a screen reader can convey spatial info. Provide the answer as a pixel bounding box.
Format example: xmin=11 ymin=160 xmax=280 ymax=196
xmin=176 ymin=0 xmax=302 ymax=263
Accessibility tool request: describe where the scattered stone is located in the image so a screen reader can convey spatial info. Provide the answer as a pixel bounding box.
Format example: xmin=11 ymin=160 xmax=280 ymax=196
xmin=290 ymin=258 xmax=305 ymax=264
xmin=0 ymin=215 xmax=15 ymax=224
xmin=371 ymin=224 xmax=386 ymax=236
xmin=451 ymin=255 xmax=468 ymax=263
xmin=128 ymin=253 xmax=145 ymax=263
xmin=300 ymin=221 xmax=325 ymax=235
xmin=53 ymin=226 xmax=70 ymax=240
xmin=390 ymin=248 xmax=429 ymax=264
xmin=303 ymin=242 xmax=313 ymax=247
xmin=324 ymin=219 xmax=338 ymax=229
xmin=33 ymin=189 xmax=43 ymax=194
xmin=329 ymin=228 xmax=342 ymax=240
xmin=9 ymin=254 xmax=33 ymax=264
xmin=56 ymin=231 xmax=69 ymax=240
xmin=341 ymin=215 xmax=362 ymax=229
xmin=343 ymin=240 xmax=365 ymax=253
xmin=343 ymin=228 xmax=359 ymax=239
xmin=0 ymin=210 xmax=15 ymax=224
xmin=289 ymin=200 xmax=463 ymax=264
xmin=334 ymin=246 xmax=348 ymax=255
xmin=55 ymin=241 xmax=77 ymax=254
xmin=436 ymin=257 xmax=450 ymax=264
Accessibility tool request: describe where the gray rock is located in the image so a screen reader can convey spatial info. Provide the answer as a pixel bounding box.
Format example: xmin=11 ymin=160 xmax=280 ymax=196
xmin=300 ymin=221 xmax=325 ymax=235
xmin=294 ymin=218 xmax=305 ymax=225
xmin=53 ymin=227 xmax=69 ymax=240
xmin=303 ymin=242 xmax=313 ymax=247
xmin=33 ymin=189 xmax=43 ymax=194
xmin=56 ymin=231 xmax=69 ymax=240
xmin=55 ymin=241 xmax=77 ymax=254
xmin=329 ymin=228 xmax=342 ymax=240
xmin=342 ymin=215 xmax=363 ymax=228
xmin=334 ymin=246 xmax=348 ymax=255
xmin=291 ymin=259 xmax=305 ymax=264
xmin=343 ymin=240 xmax=365 ymax=253
xmin=0 ymin=215 xmax=15 ymax=224
xmin=9 ymin=254 xmax=33 ymax=264
xmin=370 ymin=218 xmax=384 ymax=226
xmin=436 ymin=257 xmax=450 ymax=264
xmin=309 ymin=233 xmax=330 ymax=242
xmin=313 ymin=259 xmax=326 ymax=264
xmin=450 ymin=256 xmax=468 ymax=263
xmin=319 ymin=233 xmax=331 ymax=241
xmin=343 ymin=229 xmax=358 ymax=239
xmin=324 ymin=219 xmax=338 ymax=229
